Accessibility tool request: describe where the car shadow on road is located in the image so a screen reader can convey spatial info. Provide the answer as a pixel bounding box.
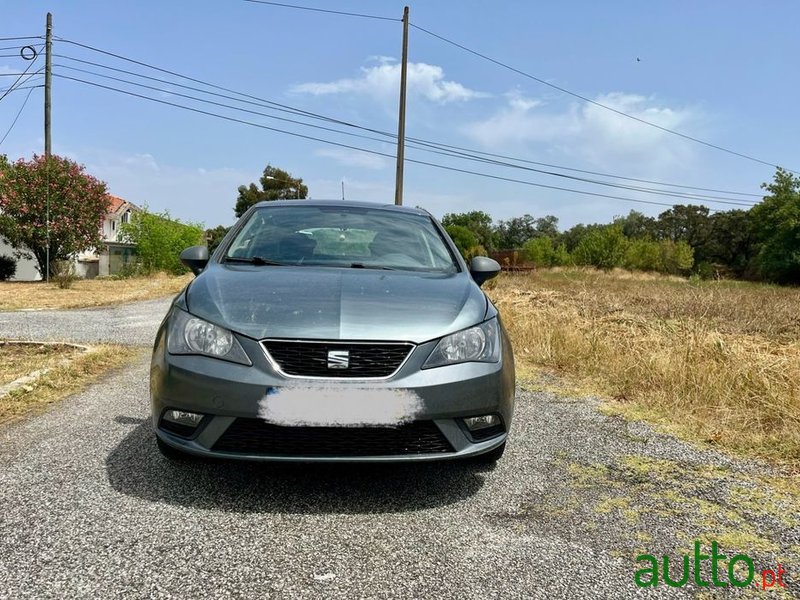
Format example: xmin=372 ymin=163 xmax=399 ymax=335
xmin=106 ymin=420 xmax=488 ymax=514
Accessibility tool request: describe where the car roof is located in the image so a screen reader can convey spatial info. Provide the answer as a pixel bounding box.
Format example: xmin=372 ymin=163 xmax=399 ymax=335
xmin=252 ymin=199 xmax=431 ymax=216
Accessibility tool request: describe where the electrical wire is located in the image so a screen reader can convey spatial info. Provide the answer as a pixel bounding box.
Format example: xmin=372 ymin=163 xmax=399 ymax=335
xmin=51 ymin=48 xmax=763 ymax=200
xmin=52 ymin=64 xmax=756 ymax=207
xmin=0 ymin=48 xmax=41 ymax=103
xmin=0 ymin=86 xmax=36 ymax=146
xmin=410 ymin=22 xmax=798 ymax=174
xmin=241 ymin=0 xmax=399 ymax=21
xmin=0 ymin=78 xmax=44 ymax=95
xmin=0 ymin=36 xmax=42 ymax=42
xmin=52 ymin=73 xmax=732 ymax=211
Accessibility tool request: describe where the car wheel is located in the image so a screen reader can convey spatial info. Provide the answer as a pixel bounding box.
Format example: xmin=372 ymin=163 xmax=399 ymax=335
xmin=157 ymin=436 xmax=189 ymax=461
xmin=473 ymin=441 xmax=506 ymax=465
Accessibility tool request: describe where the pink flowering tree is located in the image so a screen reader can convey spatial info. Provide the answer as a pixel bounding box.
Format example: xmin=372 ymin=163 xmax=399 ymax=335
xmin=0 ymin=155 xmax=110 ymax=278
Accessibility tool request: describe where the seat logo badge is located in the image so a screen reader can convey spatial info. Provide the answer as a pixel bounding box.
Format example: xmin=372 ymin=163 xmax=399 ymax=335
xmin=327 ymin=350 xmax=350 ymax=369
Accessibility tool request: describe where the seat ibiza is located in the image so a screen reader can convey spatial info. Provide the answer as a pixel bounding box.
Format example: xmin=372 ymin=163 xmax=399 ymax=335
xmin=150 ymin=200 xmax=515 ymax=463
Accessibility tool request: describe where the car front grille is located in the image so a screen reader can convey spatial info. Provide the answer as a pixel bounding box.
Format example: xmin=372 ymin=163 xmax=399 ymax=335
xmin=262 ymin=340 xmax=413 ymax=378
xmin=212 ymin=419 xmax=454 ymax=457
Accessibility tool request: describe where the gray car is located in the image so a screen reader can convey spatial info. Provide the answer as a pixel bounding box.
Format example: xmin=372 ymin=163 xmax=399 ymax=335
xmin=150 ymin=200 xmax=515 ymax=463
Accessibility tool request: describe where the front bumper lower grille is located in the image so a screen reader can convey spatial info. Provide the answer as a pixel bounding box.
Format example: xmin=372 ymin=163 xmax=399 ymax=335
xmin=262 ymin=340 xmax=413 ymax=378
xmin=212 ymin=419 xmax=454 ymax=457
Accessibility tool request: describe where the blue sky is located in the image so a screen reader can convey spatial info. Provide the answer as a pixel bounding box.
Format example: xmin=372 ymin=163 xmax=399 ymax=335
xmin=2 ymin=1 xmax=798 ymax=230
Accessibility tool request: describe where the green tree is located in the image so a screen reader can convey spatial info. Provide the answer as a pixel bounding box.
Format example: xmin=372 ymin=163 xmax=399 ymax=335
xmin=205 ymin=225 xmax=231 ymax=254
xmin=614 ymin=210 xmax=657 ymax=239
xmin=495 ymin=214 xmax=537 ymax=249
xmin=120 ymin=210 xmax=204 ymax=275
xmin=0 ymin=155 xmax=110 ymax=278
xmin=573 ymin=225 xmax=629 ymax=270
xmin=655 ymin=204 xmax=712 ymax=264
xmin=235 ymin=164 xmax=308 ymax=217
xmin=534 ymin=215 xmax=560 ymax=239
xmin=561 ymin=222 xmax=602 ymax=252
xmin=444 ymin=225 xmax=478 ymax=258
xmin=750 ymin=168 xmax=800 ymax=283
xmin=522 ymin=236 xmax=556 ymax=267
xmin=441 ymin=210 xmax=495 ymax=251
xmin=705 ymin=209 xmax=756 ymax=278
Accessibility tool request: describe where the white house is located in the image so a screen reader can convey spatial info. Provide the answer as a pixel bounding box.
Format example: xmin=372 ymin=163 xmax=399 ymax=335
xmin=1 ymin=194 xmax=140 ymax=281
xmin=75 ymin=195 xmax=140 ymax=278
xmin=0 ymin=237 xmax=39 ymax=281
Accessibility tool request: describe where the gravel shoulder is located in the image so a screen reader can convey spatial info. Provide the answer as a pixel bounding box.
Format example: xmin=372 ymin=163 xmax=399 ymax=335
xmin=0 ymin=300 xmax=797 ymax=598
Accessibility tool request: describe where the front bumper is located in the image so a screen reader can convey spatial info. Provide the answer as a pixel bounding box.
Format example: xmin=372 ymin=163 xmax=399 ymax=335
xmin=150 ymin=321 xmax=515 ymax=462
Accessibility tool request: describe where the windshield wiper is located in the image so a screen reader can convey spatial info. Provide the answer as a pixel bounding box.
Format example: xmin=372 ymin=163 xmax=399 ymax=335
xmin=349 ymin=263 xmax=397 ymax=270
xmin=225 ymin=256 xmax=287 ymax=266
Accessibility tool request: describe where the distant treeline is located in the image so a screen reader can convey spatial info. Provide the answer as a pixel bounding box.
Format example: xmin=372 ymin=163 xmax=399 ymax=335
xmin=442 ymin=168 xmax=800 ymax=284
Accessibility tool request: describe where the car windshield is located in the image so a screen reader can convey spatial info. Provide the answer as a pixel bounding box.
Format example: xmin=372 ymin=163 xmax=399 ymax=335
xmin=224 ymin=205 xmax=458 ymax=272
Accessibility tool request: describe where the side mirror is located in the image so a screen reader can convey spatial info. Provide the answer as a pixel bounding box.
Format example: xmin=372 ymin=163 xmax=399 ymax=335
xmin=180 ymin=245 xmax=209 ymax=275
xmin=469 ymin=256 xmax=501 ymax=287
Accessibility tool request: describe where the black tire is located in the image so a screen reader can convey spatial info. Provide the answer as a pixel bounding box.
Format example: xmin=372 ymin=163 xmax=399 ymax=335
xmin=473 ymin=441 xmax=506 ymax=465
xmin=157 ymin=436 xmax=189 ymax=461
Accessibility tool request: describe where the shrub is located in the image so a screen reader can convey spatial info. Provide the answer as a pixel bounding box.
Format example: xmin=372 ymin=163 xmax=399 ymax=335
xmin=522 ymin=236 xmax=555 ymax=267
xmin=623 ymin=238 xmax=662 ymax=272
xmin=445 ymin=225 xmax=478 ymax=259
xmin=0 ymin=254 xmax=16 ymax=281
xmin=120 ymin=210 xmax=204 ymax=275
xmin=573 ymin=225 xmax=628 ymax=270
xmin=51 ymin=260 xmax=77 ymax=289
xmin=659 ymin=239 xmax=694 ymax=275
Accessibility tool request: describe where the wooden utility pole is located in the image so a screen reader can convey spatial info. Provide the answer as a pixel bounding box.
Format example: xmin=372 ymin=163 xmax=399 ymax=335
xmin=44 ymin=12 xmax=52 ymax=282
xmin=44 ymin=12 xmax=52 ymax=157
xmin=393 ymin=6 xmax=409 ymax=206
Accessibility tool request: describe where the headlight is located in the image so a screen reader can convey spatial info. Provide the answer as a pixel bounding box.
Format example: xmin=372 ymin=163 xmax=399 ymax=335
xmin=167 ymin=308 xmax=251 ymax=365
xmin=423 ymin=319 xmax=500 ymax=368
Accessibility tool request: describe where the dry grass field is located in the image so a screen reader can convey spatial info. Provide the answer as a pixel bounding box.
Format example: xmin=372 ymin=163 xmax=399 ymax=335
xmin=0 ymin=272 xmax=192 ymax=311
xmin=488 ymin=268 xmax=800 ymax=468
xmin=0 ymin=344 xmax=142 ymax=424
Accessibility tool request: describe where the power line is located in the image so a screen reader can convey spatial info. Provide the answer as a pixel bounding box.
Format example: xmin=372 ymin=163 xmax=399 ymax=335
xmin=0 ymin=86 xmax=36 ymax=146
xmin=405 ymin=137 xmax=763 ymax=198
xmin=410 ymin=22 xmax=798 ymax=174
xmin=53 ymin=54 xmax=347 ymax=124
xmin=0 ymin=44 xmax=38 ymax=51
xmin=0 ymin=50 xmax=41 ymax=103
xmin=52 ymin=73 xmax=732 ymax=212
xmin=0 ymin=79 xmax=43 ymax=95
xmin=52 ymin=63 xmax=756 ymax=207
xmin=241 ymin=0 xmax=399 ymax=21
xmin=0 ymin=35 xmax=42 ymax=42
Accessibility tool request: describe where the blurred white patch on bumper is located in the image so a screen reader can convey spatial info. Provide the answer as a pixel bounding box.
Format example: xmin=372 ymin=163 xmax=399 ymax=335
xmin=257 ymin=386 xmax=423 ymax=427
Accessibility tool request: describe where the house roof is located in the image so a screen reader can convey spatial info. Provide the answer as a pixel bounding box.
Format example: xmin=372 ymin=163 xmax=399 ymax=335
xmin=107 ymin=195 xmax=140 ymax=215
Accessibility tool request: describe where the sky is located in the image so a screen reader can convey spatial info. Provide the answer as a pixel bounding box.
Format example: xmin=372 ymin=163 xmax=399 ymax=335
xmin=1 ymin=1 xmax=799 ymax=230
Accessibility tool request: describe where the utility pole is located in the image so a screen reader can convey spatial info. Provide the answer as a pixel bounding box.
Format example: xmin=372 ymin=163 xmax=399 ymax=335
xmin=341 ymin=180 xmax=345 ymax=200
xmin=393 ymin=6 xmax=409 ymax=206
xmin=44 ymin=12 xmax=52 ymax=282
xmin=45 ymin=13 xmax=52 ymax=157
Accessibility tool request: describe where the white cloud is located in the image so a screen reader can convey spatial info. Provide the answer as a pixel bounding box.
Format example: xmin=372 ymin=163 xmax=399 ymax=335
xmin=314 ymin=147 xmax=389 ymax=170
xmin=292 ymin=61 xmax=487 ymax=104
xmin=464 ymin=92 xmax=698 ymax=173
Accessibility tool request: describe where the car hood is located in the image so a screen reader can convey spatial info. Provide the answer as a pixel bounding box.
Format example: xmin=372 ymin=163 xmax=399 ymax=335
xmin=184 ymin=264 xmax=488 ymax=344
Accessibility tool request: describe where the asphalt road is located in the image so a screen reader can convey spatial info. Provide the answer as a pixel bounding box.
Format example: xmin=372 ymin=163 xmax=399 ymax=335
xmin=1 ymin=300 xmax=797 ymax=599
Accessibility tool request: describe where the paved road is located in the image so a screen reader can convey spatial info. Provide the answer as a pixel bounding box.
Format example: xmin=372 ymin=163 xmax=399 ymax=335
xmin=1 ymin=301 xmax=797 ymax=599
xmin=0 ymin=298 xmax=172 ymax=346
